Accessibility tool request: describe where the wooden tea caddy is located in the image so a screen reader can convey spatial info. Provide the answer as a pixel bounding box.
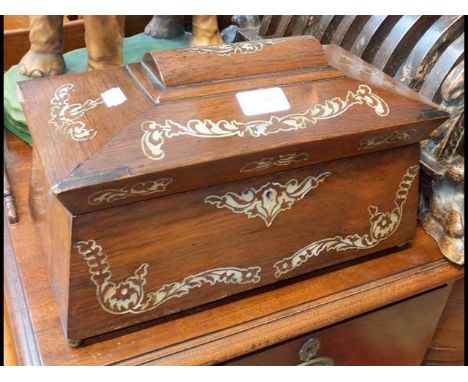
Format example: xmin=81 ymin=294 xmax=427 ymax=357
xmin=18 ymin=36 xmax=448 ymax=344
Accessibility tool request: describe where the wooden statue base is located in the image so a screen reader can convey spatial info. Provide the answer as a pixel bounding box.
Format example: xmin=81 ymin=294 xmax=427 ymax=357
xmin=4 ymin=131 xmax=464 ymax=365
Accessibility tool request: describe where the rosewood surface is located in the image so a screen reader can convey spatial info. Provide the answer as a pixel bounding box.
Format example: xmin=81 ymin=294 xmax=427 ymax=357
xmin=18 ymin=37 xmax=447 ymax=210
xmin=4 ymin=129 xmax=464 ymax=365
xmin=238 ymin=20 xmax=465 ymax=267
xmin=16 ymin=36 xmax=452 ymax=343
xmin=67 ymin=145 xmax=420 ymax=340
xmin=225 ymin=285 xmax=451 ymax=366
xmin=253 ymin=16 xmax=464 ymax=103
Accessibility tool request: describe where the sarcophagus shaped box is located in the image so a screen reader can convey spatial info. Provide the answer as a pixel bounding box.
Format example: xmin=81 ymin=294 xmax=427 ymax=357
xmin=18 ymin=36 xmax=448 ymax=343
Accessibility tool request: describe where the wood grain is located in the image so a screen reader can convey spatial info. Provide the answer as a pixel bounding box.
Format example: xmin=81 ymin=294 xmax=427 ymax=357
xmin=225 ymin=285 xmax=451 ymax=365
xmin=66 ymin=144 xmax=420 ymax=340
xmin=4 ymin=130 xmax=464 ymax=365
xmin=18 ymin=38 xmax=447 ymax=212
xmin=424 ymin=278 xmax=465 ymax=365
xmin=16 ymin=36 xmax=451 ymax=342
xmin=3 ymin=302 xmax=19 ymax=366
xmin=254 ymin=16 xmax=464 ymax=108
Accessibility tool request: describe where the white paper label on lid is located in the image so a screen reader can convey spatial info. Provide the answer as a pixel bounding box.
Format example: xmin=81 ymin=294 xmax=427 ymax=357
xmin=235 ymin=87 xmax=291 ymax=116
xmin=101 ymin=87 xmax=127 ymax=107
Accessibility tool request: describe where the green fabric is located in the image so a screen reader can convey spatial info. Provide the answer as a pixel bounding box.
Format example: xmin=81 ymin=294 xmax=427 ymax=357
xmin=3 ymin=32 xmax=192 ymax=145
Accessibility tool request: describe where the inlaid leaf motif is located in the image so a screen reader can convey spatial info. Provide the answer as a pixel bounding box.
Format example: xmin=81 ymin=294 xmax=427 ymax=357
xmin=359 ymin=129 xmax=417 ymax=150
xmin=240 ymin=152 xmax=310 ymax=173
xmin=141 ymin=84 xmax=390 ymax=161
xmin=74 ymin=240 xmax=261 ymax=315
xmin=204 ymin=172 xmax=331 ymax=227
xmin=87 ymin=178 xmax=173 ymax=205
xmin=49 ymin=83 xmax=103 ymax=141
xmin=273 ymin=165 xmax=419 ymax=277
xmin=189 ymin=40 xmax=283 ymax=56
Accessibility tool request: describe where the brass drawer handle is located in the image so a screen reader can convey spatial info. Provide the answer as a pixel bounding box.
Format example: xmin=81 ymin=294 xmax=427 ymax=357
xmin=298 ymin=356 xmax=335 ymax=366
xmin=298 ymin=337 xmax=334 ymax=366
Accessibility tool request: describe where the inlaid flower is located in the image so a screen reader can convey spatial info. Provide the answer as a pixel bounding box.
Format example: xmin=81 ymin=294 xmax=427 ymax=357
xmin=238 ymin=267 xmax=262 ymax=283
xmin=370 ymin=210 xmax=399 ymax=239
xmin=75 ymin=239 xmax=261 ymax=314
xmin=113 ymin=282 xmax=138 ymax=301
xmin=273 ymin=165 xmax=419 ymax=278
xmin=105 ymin=276 xmax=146 ymax=312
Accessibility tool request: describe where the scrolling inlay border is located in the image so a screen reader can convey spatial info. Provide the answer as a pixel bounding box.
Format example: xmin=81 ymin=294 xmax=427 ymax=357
xmin=74 ymin=240 xmax=261 ymax=315
xmin=240 ymin=152 xmax=310 ymax=173
xmin=189 ymin=40 xmax=283 ymax=56
xmin=273 ymin=165 xmax=419 ymax=277
xmin=359 ymin=129 xmax=417 ymax=150
xmin=87 ymin=178 xmax=173 ymax=205
xmin=141 ymin=84 xmax=390 ymax=161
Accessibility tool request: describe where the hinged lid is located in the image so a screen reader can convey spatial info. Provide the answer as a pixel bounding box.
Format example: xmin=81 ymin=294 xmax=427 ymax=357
xmin=18 ymin=36 xmax=448 ymax=214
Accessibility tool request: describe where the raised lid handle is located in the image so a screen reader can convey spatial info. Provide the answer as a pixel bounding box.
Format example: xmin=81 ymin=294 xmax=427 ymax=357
xmin=142 ymin=36 xmax=328 ymax=88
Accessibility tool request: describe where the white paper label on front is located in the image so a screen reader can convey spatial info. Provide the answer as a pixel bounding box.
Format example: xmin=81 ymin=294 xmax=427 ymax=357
xmin=235 ymin=87 xmax=291 ymax=116
xmin=101 ymin=87 xmax=127 ymax=107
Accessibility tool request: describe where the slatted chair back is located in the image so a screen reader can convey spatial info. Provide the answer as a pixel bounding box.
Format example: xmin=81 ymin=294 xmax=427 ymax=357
xmin=258 ymin=15 xmax=464 ymax=110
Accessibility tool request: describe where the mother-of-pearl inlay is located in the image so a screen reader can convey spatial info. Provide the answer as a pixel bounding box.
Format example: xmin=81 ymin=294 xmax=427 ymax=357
xmin=240 ymin=152 xmax=310 ymax=173
xmin=204 ymin=172 xmax=331 ymax=227
xmin=74 ymin=239 xmax=261 ymax=315
xmin=273 ymin=165 xmax=419 ymax=277
xmin=141 ymin=84 xmax=390 ymax=161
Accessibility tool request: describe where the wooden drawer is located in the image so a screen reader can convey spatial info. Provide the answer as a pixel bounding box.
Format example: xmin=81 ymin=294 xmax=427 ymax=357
xmin=224 ymin=285 xmax=451 ymax=365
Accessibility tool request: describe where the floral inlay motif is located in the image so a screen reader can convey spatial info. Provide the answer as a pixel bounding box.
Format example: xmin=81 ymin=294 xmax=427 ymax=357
xmin=204 ymin=172 xmax=331 ymax=227
xmin=74 ymin=240 xmax=261 ymax=315
xmin=141 ymin=84 xmax=390 ymax=161
xmin=49 ymin=83 xmax=103 ymax=141
xmin=273 ymin=165 xmax=419 ymax=278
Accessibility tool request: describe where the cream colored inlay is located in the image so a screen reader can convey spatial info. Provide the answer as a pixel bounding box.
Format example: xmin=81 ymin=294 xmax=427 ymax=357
xmin=49 ymin=83 xmax=103 ymax=141
xmin=141 ymin=84 xmax=390 ymax=161
xmin=359 ymin=129 xmax=416 ymax=150
xmin=189 ymin=40 xmax=283 ymax=56
xmin=204 ymin=172 xmax=331 ymax=227
xmin=87 ymin=178 xmax=173 ymax=205
xmin=240 ymin=152 xmax=310 ymax=173
xmin=74 ymin=240 xmax=262 ymax=315
xmin=273 ymin=165 xmax=419 ymax=278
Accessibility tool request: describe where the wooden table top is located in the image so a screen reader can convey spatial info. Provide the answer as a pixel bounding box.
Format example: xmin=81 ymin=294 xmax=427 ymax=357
xmin=4 ymin=131 xmax=464 ymax=365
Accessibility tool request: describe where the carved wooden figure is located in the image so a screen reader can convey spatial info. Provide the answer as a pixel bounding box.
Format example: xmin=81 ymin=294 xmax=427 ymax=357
xmin=19 ymin=16 xmax=126 ymax=77
xmin=18 ymin=16 xmax=66 ymax=77
xmin=144 ymin=15 xmax=223 ymax=47
xmin=189 ymin=15 xmax=223 ymax=47
xmin=18 ymin=15 xmax=223 ymax=77
xmin=18 ymin=37 xmax=449 ymax=344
